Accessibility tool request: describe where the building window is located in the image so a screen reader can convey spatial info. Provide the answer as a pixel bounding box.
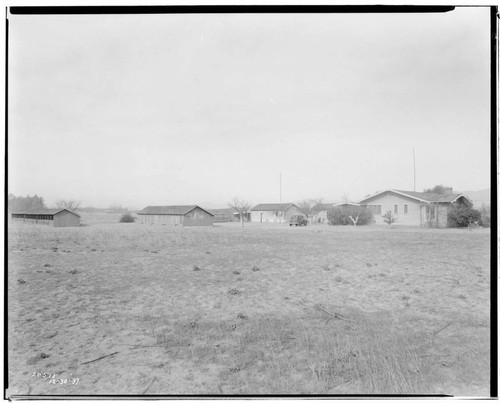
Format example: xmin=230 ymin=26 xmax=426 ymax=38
xmin=394 ymin=205 xmax=399 ymax=214
xmin=367 ymin=205 xmax=382 ymax=215
xmin=404 ymin=204 xmax=408 ymax=214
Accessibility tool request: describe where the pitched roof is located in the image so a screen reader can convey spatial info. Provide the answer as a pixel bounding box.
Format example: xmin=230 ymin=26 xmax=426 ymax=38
xmin=359 ymin=189 xmax=468 ymax=204
xmin=137 ymin=205 xmax=214 ymax=216
xmin=251 ymin=203 xmax=296 ymax=211
xmin=12 ymin=208 xmax=80 ymax=217
xmin=393 ymin=190 xmax=466 ymax=203
xmin=311 ymin=202 xmax=360 ymax=213
xmin=209 ymin=208 xmax=235 ymax=215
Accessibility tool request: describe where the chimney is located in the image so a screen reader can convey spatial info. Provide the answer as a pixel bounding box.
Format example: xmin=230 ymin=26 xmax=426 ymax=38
xmin=443 ymin=187 xmax=453 ymax=195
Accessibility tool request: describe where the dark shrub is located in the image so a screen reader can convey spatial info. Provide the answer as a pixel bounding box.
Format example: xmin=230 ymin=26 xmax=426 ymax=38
xmin=119 ymin=213 xmax=136 ymax=223
xmin=447 ymin=204 xmax=481 ymax=228
xmin=480 ymin=215 xmax=491 ymax=228
xmin=479 ymin=205 xmax=491 ymax=228
xmin=327 ymin=205 xmax=373 ymax=226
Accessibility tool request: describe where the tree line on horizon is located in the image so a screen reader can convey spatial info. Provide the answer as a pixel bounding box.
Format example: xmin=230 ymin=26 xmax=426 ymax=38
xmin=8 ymin=194 xmax=83 ymax=213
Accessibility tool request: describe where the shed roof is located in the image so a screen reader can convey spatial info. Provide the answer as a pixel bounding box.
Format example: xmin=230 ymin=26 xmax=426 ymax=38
xmin=137 ymin=205 xmax=215 ymax=216
xmin=251 ymin=203 xmax=297 ymax=211
xmin=12 ymin=208 xmax=80 ymax=217
xmin=359 ymin=189 xmax=468 ymax=204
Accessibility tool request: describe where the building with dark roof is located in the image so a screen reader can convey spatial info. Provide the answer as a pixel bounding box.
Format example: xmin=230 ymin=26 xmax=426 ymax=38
xmin=250 ymin=203 xmax=304 ymax=223
xmin=358 ymin=188 xmax=471 ymax=227
xmin=11 ymin=209 xmax=81 ymax=227
xmin=137 ymin=205 xmax=214 ymax=226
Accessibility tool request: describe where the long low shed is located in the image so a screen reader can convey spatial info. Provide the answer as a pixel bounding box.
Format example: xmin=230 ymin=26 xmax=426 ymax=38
xmin=11 ymin=209 xmax=81 ymax=227
xmin=137 ymin=205 xmax=214 ymax=226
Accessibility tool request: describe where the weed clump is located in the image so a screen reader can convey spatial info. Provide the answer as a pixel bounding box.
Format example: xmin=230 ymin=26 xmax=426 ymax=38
xmin=26 ymin=353 xmax=49 ymax=365
xmin=119 ymin=213 xmax=136 ymax=223
xmin=228 ymin=288 xmax=240 ymax=295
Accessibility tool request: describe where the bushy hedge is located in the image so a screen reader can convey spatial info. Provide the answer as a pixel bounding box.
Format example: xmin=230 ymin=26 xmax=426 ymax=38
xmin=327 ymin=206 xmax=373 ymax=226
xmin=447 ymin=204 xmax=481 ymax=228
xmin=119 ymin=213 xmax=136 ymax=223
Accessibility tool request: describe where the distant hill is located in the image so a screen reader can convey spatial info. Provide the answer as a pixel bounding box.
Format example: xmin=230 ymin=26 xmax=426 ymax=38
xmin=458 ymin=189 xmax=490 ymax=207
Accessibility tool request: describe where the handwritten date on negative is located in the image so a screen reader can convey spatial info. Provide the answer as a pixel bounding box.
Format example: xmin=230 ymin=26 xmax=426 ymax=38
xmin=32 ymin=372 xmax=79 ymax=385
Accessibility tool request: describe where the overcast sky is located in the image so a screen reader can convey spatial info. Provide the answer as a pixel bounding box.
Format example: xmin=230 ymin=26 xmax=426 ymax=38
xmin=8 ymin=7 xmax=491 ymax=209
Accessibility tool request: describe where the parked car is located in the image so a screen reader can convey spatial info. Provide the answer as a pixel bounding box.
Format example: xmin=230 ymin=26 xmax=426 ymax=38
xmin=289 ymin=215 xmax=308 ymax=226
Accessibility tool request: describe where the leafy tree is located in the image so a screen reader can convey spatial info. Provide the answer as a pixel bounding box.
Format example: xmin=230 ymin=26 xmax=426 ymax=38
xmin=327 ymin=205 xmax=373 ymax=226
xmin=447 ymin=204 xmax=481 ymax=228
xmin=424 ymin=185 xmax=448 ymax=194
xmin=382 ymin=210 xmax=396 ymax=225
xmin=228 ymin=197 xmax=251 ymax=227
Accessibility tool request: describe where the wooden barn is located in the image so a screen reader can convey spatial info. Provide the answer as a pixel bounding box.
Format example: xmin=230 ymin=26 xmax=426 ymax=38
xmin=137 ymin=205 xmax=214 ymax=226
xmin=11 ymin=209 xmax=81 ymax=227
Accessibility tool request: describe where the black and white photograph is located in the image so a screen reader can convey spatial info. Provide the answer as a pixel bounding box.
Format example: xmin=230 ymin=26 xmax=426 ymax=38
xmin=5 ymin=4 xmax=495 ymax=398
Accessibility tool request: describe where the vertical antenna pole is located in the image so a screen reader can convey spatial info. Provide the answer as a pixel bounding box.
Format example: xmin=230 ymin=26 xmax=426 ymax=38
xmin=413 ymin=148 xmax=416 ymax=192
xmin=280 ymin=173 xmax=282 ymax=204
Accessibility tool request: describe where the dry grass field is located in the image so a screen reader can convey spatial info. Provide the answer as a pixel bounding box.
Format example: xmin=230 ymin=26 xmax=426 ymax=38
xmin=7 ymin=213 xmax=491 ymax=396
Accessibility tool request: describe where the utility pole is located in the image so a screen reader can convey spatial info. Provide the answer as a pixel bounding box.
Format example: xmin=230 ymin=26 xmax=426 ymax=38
xmin=413 ymin=148 xmax=416 ymax=192
xmin=280 ymin=173 xmax=282 ymax=204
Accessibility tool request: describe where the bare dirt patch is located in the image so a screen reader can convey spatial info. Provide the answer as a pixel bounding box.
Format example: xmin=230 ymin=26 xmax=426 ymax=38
xmin=6 ymin=219 xmax=491 ymax=396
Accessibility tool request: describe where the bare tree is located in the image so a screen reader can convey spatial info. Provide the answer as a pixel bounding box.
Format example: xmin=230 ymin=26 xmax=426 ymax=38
xmin=56 ymin=199 xmax=81 ymax=212
xmin=348 ymin=211 xmax=359 ymax=226
xmin=228 ymin=197 xmax=251 ymax=227
xmin=298 ymin=198 xmax=323 ymax=223
xmin=341 ymin=193 xmax=350 ymax=204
